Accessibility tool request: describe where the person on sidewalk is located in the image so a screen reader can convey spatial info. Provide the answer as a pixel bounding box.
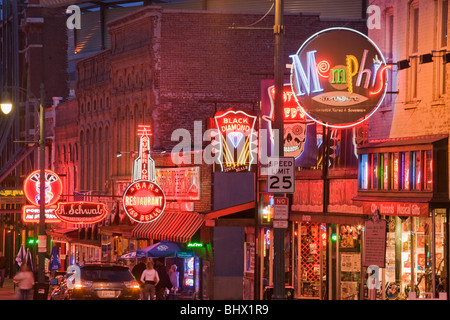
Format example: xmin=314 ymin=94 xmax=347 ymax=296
xmin=155 ymin=258 xmax=172 ymax=300
xmin=140 ymin=260 xmax=159 ymax=300
xmin=131 ymin=257 xmax=147 ymax=299
xmin=0 ymin=252 xmax=6 ymax=288
xmin=13 ymin=265 xmax=34 ymax=300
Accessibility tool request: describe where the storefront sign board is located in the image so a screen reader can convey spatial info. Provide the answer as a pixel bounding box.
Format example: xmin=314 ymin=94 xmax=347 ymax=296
xmin=22 ymin=205 xmax=60 ymax=223
xmin=123 ymin=180 xmax=166 ymax=223
xmin=364 ymin=218 xmax=386 ymax=267
xmin=363 ymin=201 xmax=428 ymax=217
xmin=55 ymin=202 xmax=108 ymax=224
xmin=290 ymin=27 xmax=390 ymax=128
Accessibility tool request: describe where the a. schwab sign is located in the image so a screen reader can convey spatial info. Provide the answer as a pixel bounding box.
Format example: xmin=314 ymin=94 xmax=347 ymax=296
xmin=289 ymin=27 xmax=391 ymax=128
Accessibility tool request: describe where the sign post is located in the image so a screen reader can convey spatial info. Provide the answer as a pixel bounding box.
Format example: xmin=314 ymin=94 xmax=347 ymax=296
xmin=272 ymin=0 xmax=285 ymax=301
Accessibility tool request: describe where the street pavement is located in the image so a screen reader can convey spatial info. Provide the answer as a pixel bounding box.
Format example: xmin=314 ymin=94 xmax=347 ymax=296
xmin=0 ymin=278 xmax=18 ymax=300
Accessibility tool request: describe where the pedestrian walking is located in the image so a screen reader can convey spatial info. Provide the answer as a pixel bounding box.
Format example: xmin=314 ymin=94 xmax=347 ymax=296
xmin=140 ymin=260 xmax=159 ymax=300
xmin=13 ymin=265 xmax=34 ymax=300
xmin=132 ymin=256 xmax=147 ymax=299
xmin=0 ymin=252 xmax=6 ymax=288
xmin=155 ymin=258 xmax=172 ymax=300
xmin=168 ymin=264 xmax=179 ymax=292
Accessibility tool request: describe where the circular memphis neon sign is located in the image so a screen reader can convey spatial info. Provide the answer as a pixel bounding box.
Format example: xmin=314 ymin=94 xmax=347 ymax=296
xmin=289 ymin=27 xmax=391 ymax=128
xmin=23 ymin=169 xmax=63 ymax=206
xmin=122 ymin=180 xmax=166 ymax=223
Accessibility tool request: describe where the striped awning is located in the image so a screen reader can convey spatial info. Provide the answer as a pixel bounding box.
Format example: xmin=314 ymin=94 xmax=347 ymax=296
xmin=131 ymin=212 xmax=205 ymax=243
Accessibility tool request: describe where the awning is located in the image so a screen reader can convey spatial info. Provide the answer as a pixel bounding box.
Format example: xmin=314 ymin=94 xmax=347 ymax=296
xmin=203 ymin=201 xmax=255 ymax=220
xmin=131 ymin=212 xmax=205 ymax=243
xmin=47 ymin=228 xmax=79 ymax=242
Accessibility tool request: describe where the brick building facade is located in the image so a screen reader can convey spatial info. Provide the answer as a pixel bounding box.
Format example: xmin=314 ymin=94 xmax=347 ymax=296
xmin=54 ymin=6 xmax=367 ymax=299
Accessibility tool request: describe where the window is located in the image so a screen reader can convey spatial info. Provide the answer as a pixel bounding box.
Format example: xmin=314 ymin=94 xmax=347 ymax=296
xmin=359 ymin=154 xmax=369 ymax=190
xmin=411 ymin=151 xmax=421 ymax=190
xmin=372 ymin=154 xmax=378 ymax=189
xmin=385 ymin=10 xmax=395 ymax=105
xmin=442 ymin=0 xmax=448 ymax=47
xmin=424 ymin=150 xmax=433 ymax=190
xmin=359 ymin=150 xmax=433 ymax=192
xmin=409 ymin=5 xmax=419 ymax=100
xmin=392 ymin=152 xmax=399 ymax=190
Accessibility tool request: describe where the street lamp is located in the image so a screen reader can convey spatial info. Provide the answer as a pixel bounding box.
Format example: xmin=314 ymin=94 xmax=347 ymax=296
xmin=1 ymin=83 xmax=47 ymax=288
xmin=0 ymin=92 xmax=12 ymax=115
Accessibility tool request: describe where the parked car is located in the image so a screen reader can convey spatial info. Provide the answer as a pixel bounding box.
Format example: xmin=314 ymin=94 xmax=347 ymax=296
xmin=50 ymin=263 xmax=140 ymax=300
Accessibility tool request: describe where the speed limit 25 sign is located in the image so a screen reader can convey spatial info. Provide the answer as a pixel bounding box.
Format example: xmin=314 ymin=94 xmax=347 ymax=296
xmin=266 ymin=157 xmax=295 ymax=193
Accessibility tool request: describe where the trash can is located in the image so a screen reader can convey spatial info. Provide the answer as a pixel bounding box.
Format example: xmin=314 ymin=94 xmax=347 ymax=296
xmin=33 ymin=282 xmax=50 ymax=300
xmin=263 ymin=286 xmax=294 ymax=300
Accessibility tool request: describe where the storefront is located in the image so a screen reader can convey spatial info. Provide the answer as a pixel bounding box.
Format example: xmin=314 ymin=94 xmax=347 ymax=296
xmin=355 ymin=135 xmax=449 ymax=300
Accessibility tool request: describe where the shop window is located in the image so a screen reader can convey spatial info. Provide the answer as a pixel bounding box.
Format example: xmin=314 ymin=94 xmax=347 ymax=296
xmin=368 ymin=212 xmax=448 ymax=300
xmin=372 ymin=154 xmax=378 ymax=190
xmin=411 ymin=151 xmax=421 ymax=190
xmin=359 ymin=154 xmax=369 ymax=189
xmin=399 ymin=152 xmax=410 ymax=190
xmin=382 ymin=153 xmax=389 ymax=190
xmin=339 ymin=224 xmax=362 ymax=300
xmin=293 ymin=222 xmax=326 ymax=299
xmin=424 ymin=150 xmax=433 ymax=191
xmin=359 ymin=149 xmax=434 ymax=193
xmin=392 ymin=153 xmax=399 ymax=190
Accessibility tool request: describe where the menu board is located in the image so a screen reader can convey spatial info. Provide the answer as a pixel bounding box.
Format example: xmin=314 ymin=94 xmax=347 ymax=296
xmin=363 ymin=219 xmax=387 ymax=267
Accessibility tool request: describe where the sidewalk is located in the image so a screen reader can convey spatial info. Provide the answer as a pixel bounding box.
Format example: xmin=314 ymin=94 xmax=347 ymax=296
xmin=0 ymin=278 xmax=17 ymax=300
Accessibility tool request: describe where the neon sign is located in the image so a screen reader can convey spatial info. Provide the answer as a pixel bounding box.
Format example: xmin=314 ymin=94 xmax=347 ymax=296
xmin=123 ymin=124 xmax=166 ymax=223
xmin=55 ymin=202 xmax=108 ymax=224
xmin=260 ymin=81 xmax=318 ymax=167
xmin=290 ymin=27 xmax=390 ymax=128
xmin=22 ymin=205 xmax=60 ymax=223
xmin=123 ymin=180 xmax=166 ymax=223
xmin=23 ymin=169 xmax=62 ymax=206
xmin=214 ymin=109 xmax=257 ymax=172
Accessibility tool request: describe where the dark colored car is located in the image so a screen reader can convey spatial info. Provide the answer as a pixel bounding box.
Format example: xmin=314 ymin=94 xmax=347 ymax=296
xmin=50 ymin=263 xmax=140 ymax=300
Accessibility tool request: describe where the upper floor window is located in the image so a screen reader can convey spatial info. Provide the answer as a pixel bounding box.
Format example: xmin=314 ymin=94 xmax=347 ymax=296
xmin=359 ymin=149 xmax=433 ymax=192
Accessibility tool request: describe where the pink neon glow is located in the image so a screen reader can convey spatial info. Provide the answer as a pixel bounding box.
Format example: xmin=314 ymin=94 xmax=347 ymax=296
xmin=369 ymin=65 xmax=392 ymax=95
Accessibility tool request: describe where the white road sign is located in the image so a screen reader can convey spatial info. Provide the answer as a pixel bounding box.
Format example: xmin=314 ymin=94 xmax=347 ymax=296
xmin=266 ymin=157 xmax=295 ymax=193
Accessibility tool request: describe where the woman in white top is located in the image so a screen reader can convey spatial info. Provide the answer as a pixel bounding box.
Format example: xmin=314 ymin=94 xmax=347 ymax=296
xmin=140 ymin=261 xmax=159 ymax=300
xmin=14 ymin=265 xmax=35 ymax=300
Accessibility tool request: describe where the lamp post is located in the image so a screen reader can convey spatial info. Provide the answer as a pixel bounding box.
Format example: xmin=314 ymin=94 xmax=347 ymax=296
xmin=1 ymin=83 xmax=47 ymax=286
xmin=272 ymin=0 xmax=285 ymax=300
xmin=38 ymin=83 xmax=46 ymax=286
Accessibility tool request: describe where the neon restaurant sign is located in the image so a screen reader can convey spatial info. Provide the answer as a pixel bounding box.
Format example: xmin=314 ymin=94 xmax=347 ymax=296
xmin=213 ymin=109 xmax=257 ymax=172
xmin=289 ymin=27 xmax=391 ymax=128
xmin=123 ymin=125 xmax=166 ymax=223
xmin=55 ymin=202 xmax=108 ymax=224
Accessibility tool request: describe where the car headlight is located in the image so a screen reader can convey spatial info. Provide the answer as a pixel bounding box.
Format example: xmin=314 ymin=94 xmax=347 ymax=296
xmin=125 ymin=280 xmax=140 ymax=289
xmin=74 ymin=280 xmax=93 ymax=289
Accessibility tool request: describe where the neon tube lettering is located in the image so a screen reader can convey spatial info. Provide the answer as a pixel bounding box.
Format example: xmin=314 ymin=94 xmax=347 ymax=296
xmin=290 ymin=50 xmax=323 ymax=96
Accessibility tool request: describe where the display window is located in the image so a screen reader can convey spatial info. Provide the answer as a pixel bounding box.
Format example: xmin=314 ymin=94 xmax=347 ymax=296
xmin=365 ymin=211 xmax=447 ymax=300
xmin=338 ymin=224 xmax=362 ymax=300
xmin=359 ymin=150 xmax=433 ymax=192
xmin=292 ymin=222 xmax=326 ymax=299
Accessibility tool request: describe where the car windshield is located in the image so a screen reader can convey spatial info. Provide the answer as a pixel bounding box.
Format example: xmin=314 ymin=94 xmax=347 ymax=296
xmin=80 ymin=266 xmax=134 ymax=282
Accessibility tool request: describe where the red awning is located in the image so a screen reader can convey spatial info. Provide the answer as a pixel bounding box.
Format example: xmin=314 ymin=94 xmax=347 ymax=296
xmin=131 ymin=212 xmax=205 ymax=243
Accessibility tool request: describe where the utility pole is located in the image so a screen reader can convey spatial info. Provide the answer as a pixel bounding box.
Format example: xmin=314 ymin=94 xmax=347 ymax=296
xmin=38 ymin=82 xmax=46 ymax=285
xmin=272 ymin=0 xmax=285 ymax=300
